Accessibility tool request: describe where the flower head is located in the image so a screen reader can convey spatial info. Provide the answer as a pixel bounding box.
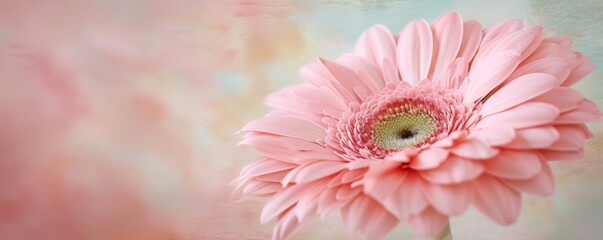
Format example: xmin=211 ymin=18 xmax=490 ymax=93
xmin=236 ymin=12 xmax=601 ymax=239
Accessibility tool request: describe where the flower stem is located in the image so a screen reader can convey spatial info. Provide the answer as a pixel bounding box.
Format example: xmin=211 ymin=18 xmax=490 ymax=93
xmin=434 ymin=222 xmax=452 ymax=240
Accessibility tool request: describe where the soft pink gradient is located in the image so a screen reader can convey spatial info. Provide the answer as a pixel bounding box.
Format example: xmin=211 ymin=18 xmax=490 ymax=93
xmin=0 ymin=0 xmax=299 ymax=239
xmin=236 ymin=12 xmax=601 ymax=239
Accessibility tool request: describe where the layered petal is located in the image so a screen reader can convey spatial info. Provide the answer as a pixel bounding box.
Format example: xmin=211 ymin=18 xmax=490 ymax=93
xmin=476 ymin=102 xmax=559 ymax=129
xmin=407 ymin=207 xmax=449 ymax=237
xmin=397 ymin=19 xmax=433 ymax=85
xmin=243 ymin=115 xmax=325 ymax=142
xmin=481 ymin=73 xmax=559 ymax=116
xmin=260 ymin=183 xmax=311 ymax=224
xmin=273 ymin=211 xmax=308 ymax=240
xmin=504 ymin=126 xmax=559 ymax=149
xmin=475 ymin=25 xmax=543 ymax=62
xmin=423 ymin=182 xmax=474 ymax=215
xmin=481 ymin=19 xmax=525 ymax=46
xmin=429 ymin=12 xmax=463 ymax=81
xmin=293 ymin=161 xmax=346 ymax=184
xmin=420 ymin=156 xmax=484 ymax=184
xmin=355 ymin=25 xmax=399 ymax=83
xmin=463 ymin=51 xmax=521 ymax=104
xmin=341 ymin=195 xmax=399 ymax=240
xmin=239 ymin=158 xmax=297 ymax=178
xmin=548 ymin=125 xmax=588 ymax=151
xmin=450 ymin=136 xmax=499 ymax=159
xmin=473 ymin=175 xmax=522 ymax=225
xmin=529 ymin=87 xmax=583 ymax=112
xmin=382 ymin=172 xmax=429 ymax=219
xmin=562 ymin=53 xmax=595 ymax=86
xmin=438 ymin=58 xmax=468 ymax=89
xmin=456 ymin=20 xmax=482 ymax=62
xmin=504 ymin=158 xmax=555 ymax=196
xmin=473 ymin=125 xmax=516 ymax=146
xmin=483 ymin=150 xmax=542 ymax=180
xmin=410 ymin=147 xmax=449 ymax=170
xmin=510 ymin=57 xmax=572 ymax=82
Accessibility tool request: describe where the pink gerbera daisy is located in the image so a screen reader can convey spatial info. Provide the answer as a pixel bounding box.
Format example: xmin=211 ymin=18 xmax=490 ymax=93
xmin=235 ymin=12 xmax=601 ymax=239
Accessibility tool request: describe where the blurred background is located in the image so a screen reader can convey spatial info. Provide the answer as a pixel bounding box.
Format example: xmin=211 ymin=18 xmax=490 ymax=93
xmin=0 ymin=0 xmax=601 ymax=239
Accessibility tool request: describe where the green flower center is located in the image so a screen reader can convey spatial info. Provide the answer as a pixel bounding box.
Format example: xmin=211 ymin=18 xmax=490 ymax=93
xmin=370 ymin=110 xmax=437 ymax=150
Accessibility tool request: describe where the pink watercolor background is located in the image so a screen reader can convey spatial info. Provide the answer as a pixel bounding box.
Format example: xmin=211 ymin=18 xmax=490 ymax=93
xmin=1 ymin=1 xmax=602 ymax=239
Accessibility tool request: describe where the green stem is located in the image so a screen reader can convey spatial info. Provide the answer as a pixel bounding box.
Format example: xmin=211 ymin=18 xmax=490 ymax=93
xmin=434 ymin=222 xmax=452 ymax=240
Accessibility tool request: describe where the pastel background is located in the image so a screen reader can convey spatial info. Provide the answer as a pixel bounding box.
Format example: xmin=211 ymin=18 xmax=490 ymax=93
xmin=0 ymin=0 xmax=601 ymax=239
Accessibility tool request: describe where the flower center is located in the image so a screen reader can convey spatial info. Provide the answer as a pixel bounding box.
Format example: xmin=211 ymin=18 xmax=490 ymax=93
xmin=325 ymin=82 xmax=475 ymax=161
xmin=370 ymin=109 xmax=438 ymax=150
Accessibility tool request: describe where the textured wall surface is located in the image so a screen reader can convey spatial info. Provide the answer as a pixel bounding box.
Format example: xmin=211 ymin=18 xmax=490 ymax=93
xmin=0 ymin=0 xmax=601 ymax=239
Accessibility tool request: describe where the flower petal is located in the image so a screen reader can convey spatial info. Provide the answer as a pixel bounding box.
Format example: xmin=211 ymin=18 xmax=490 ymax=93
xmin=473 ymin=125 xmax=516 ymax=146
xmin=294 ymin=161 xmax=346 ymax=184
xmin=420 ymin=156 xmax=484 ymax=184
xmin=476 ymin=26 xmax=543 ymax=62
xmin=429 ymin=12 xmax=463 ymax=81
xmin=481 ymin=73 xmax=559 ymax=116
xmin=484 ymin=150 xmax=542 ymax=180
xmin=540 ymin=149 xmax=584 ymax=161
xmin=530 ymin=87 xmax=583 ymax=113
xmin=553 ymin=99 xmax=602 ymax=124
xmin=263 ymin=85 xmax=307 ymax=113
xmin=555 ymin=109 xmax=602 ymax=124
xmin=242 ymin=134 xmax=341 ymax=163
xmin=342 ymin=169 xmax=366 ymax=183
xmin=363 ymin=206 xmax=399 ymax=240
xmin=384 ymin=172 xmax=429 ymax=219
xmin=476 ymin=102 xmax=559 ymax=129
xmin=298 ymin=61 xmax=333 ymax=87
xmin=240 ymin=158 xmax=297 ymax=177
xmin=364 ymin=167 xmax=407 ymax=203
xmin=294 ymin=193 xmax=320 ymax=221
xmin=317 ymin=187 xmax=348 ymax=220
xmin=524 ymin=38 xmax=577 ymax=68
xmin=481 ymin=19 xmax=525 ymax=46
xmin=382 ymin=57 xmax=401 ymax=83
xmin=423 ymin=182 xmax=474 ymax=216
xmin=504 ymin=126 xmax=559 ymax=149
xmin=473 ymin=175 xmax=522 ymax=225
xmin=510 ymin=57 xmax=572 ymax=83
xmin=562 ymin=53 xmax=595 ymax=86
xmin=243 ymin=181 xmax=282 ymax=196
xmin=341 ymin=196 xmax=398 ymax=240
xmin=504 ymin=159 xmax=555 ymax=196
xmin=410 ymin=147 xmax=450 ymax=170
xmin=337 ymin=54 xmax=385 ymax=93
xmin=261 ymin=181 xmax=325 ymax=223
xmin=273 ymin=211 xmax=306 ymax=240
xmin=290 ymin=86 xmax=348 ymax=116
xmin=456 ymin=20 xmax=482 ymax=61
xmin=243 ymin=115 xmax=326 ymax=142
xmin=319 ymin=58 xmax=368 ymax=102
xmin=255 ymin=170 xmax=290 ymax=183
xmin=438 ymin=58 xmax=468 ymax=89
xmin=407 ymin=207 xmax=449 ymax=237
xmin=397 ymin=19 xmax=433 ymax=85
xmin=335 ymin=185 xmax=362 ymax=201
xmin=547 ymin=125 xmax=587 ymax=151
xmin=355 ymin=24 xmax=397 ymax=75
xmin=463 ymin=51 xmax=521 ymax=104
xmin=451 ymin=137 xmax=499 ymax=159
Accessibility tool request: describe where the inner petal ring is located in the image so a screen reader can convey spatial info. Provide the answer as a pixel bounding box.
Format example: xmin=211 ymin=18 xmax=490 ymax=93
xmin=326 ymin=82 xmax=473 ymax=161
